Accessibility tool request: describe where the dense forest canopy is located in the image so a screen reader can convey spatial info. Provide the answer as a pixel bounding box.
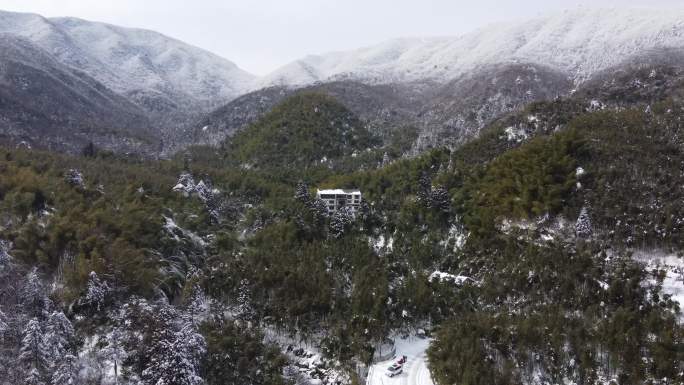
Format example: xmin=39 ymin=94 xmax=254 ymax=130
xmin=2 ymin=86 xmax=684 ymax=385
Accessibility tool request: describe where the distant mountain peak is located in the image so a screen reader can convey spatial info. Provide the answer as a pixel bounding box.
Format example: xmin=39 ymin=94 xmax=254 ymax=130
xmin=0 ymin=9 xmax=257 ymax=113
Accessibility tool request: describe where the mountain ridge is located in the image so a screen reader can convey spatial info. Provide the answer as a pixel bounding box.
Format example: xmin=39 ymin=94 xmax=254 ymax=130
xmin=258 ymin=8 xmax=684 ymax=88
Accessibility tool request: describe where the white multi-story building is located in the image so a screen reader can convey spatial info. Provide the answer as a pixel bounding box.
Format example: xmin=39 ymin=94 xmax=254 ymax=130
xmin=316 ymin=189 xmax=362 ymax=215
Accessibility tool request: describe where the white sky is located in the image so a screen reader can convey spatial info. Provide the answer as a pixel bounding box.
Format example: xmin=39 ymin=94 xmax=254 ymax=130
xmin=0 ymin=0 xmax=683 ymax=75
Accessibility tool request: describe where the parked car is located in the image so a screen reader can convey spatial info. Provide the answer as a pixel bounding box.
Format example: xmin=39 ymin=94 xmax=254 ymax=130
xmin=396 ymin=355 xmax=407 ymax=365
xmin=386 ymin=363 xmax=403 ymax=377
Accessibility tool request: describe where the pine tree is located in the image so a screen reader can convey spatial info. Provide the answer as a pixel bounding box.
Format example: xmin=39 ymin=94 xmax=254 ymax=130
xmin=575 ymin=206 xmax=593 ymax=238
xmin=20 ymin=318 xmax=49 ymax=383
xmin=81 ymin=271 xmax=109 ymax=312
xmin=0 ymin=239 xmax=10 ymax=266
xmin=186 ymin=283 xmax=208 ymax=326
xmin=141 ymin=307 xmax=205 ymax=385
xmin=104 ymin=327 xmax=126 ymax=385
xmin=64 ymin=169 xmax=85 ymax=189
xmin=310 ymin=198 xmax=329 ymax=224
xmin=25 ymin=367 xmax=46 ymax=385
xmin=45 ymin=311 xmax=75 ymax=358
xmin=294 ymin=181 xmax=311 ymax=205
xmin=430 ymin=187 xmax=451 ymax=212
xmin=417 ymin=172 xmax=432 ymax=206
xmin=382 ymin=152 xmax=391 ymax=167
xmin=0 ymin=310 xmax=7 ymax=337
xmin=174 ymin=173 xmax=196 ymax=194
xmin=82 ymin=141 xmax=96 ymax=158
xmin=236 ymin=279 xmax=255 ymax=323
xmin=22 ymin=268 xmax=49 ymax=318
xmin=329 ymin=206 xmax=354 ymax=238
xmin=51 ymin=354 xmax=78 ymax=385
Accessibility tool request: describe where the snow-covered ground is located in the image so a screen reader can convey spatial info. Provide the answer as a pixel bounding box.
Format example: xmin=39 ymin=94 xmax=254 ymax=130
xmin=633 ymin=251 xmax=684 ymax=311
xmin=367 ymin=335 xmax=434 ymax=385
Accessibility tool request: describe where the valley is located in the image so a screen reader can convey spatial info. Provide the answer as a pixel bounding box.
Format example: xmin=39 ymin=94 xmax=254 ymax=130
xmin=1 ymin=6 xmax=684 ymax=385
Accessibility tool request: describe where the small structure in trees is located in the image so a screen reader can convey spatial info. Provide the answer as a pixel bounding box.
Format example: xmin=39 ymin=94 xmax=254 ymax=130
xmin=316 ymin=189 xmax=362 ymax=215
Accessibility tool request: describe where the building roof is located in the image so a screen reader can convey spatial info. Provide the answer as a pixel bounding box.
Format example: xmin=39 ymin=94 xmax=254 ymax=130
xmin=317 ymin=189 xmax=361 ymax=195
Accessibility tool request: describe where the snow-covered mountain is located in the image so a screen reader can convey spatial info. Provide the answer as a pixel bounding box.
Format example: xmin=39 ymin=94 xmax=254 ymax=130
xmin=259 ymin=9 xmax=684 ymax=88
xmin=0 ymin=10 xmax=256 ymax=114
xmin=0 ymin=33 xmax=157 ymax=154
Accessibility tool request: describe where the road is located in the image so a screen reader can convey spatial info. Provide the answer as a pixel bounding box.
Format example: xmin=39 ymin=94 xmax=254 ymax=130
xmin=366 ymin=336 xmax=434 ymax=385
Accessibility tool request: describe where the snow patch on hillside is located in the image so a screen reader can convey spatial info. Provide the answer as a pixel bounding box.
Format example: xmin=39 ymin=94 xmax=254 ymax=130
xmin=633 ymin=250 xmax=684 ymax=319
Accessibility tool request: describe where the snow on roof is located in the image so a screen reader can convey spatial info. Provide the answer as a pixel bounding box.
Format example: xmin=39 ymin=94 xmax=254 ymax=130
xmin=317 ymin=189 xmax=361 ymax=195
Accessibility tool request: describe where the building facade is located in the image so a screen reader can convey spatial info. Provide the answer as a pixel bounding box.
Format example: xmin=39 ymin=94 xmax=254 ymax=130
xmin=316 ymin=189 xmax=362 ymax=215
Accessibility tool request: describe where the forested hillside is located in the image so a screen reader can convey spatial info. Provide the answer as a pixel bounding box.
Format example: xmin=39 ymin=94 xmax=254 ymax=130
xmin=2 ymin=83 xmax=684 ymax=385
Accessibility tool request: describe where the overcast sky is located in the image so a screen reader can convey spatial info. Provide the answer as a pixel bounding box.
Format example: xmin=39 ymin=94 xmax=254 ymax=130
xmin=0 ymin=0 xmax=683 ymax=75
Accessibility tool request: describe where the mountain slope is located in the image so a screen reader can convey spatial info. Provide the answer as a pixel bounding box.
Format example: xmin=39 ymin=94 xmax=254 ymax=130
xmin=225 ymin=93 xmax=378 ymax=170
xmin=0 ymin=10 xmax=256 ymax=116
xmin=0 ymin=34 xmax=156 ymax=153
xmin=260 ymin=9 xmax=684 ymax=88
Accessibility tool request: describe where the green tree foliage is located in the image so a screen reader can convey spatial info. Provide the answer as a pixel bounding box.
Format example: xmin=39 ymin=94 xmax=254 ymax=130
xmin=225 ymin=92 xmax=378 ymax=171
xmin=201 ymin=318 xmax=286 ymax=385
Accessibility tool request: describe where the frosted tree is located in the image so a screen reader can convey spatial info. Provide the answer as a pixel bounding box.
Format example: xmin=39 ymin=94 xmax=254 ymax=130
xmin=81 ymin=271 xmax=109 ymax=312
xmin=417 ymin=172 xmax=432 ymax=206
xmin=185 ymin=282 xmax=208 ymax=326
xmin=329 ymin=206 xmax=355 ymax=238
xmin=25 ymin=367 xmax=46 ymax=385
xmin=45 ymin=311 xmax=75 ymax=358
xmin=430 ymin=187 xmax=451 ymax=212
xmin=174 ymin=172 xmax=196 ymax=193
xmin=101 ymin=326 xmax=127 ymax=385
xmin=20 ymin=318 xmax=49 ymax=384
xmin=0 ymin=310 xmax=7 ymax=337
xmin=141 ymin=308 xmax=206 ymax=385
xmin=294 ymin=181 xmax=311 ymax=205
xmin=51 ymin=354 xmax=79 ymax=385
xmin=575 ymin=206 xmax=593 ymax=238
xmin=22 ymin=268 xmax=49 ymax=317
xmin=64 ymin=169 xmax=85 ymax=189
xmin=0 ymin=239 xmax=10 ymax=266
xmin=382 ymin=152 xmax=391 ymax=167
xmin=311 ymin=198 xmax=329 ymax=220
xmin=236 ymin=278 xmax=255 ymax=323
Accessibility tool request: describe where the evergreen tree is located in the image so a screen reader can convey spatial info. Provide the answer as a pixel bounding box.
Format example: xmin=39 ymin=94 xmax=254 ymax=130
xmin=186 ymin=282 xmax=208 ymax=326
xmin=20 ymin=318 xmax=49 ymax=383
xmin=575 ymin=206 xmax=593 ymax=238
xmin=0 ymin=239 xmax=10 ymax=266
xmin=294 ymin=181 xmax=311 ymax=205
xmin=64 ymin=169 xmax=85 ymax=189
xmin=311 ymin=198 xmax=329 ymax=221
xmin=430 ymin=187 xmax=451 ymax=212
xmin=22 ymin=268 xmax=49 ymax=318
xmin=329 ymin=206 xmax=354 ymax=238
xmin=417 ymin=172 xmax=432 ymax=206
xmin=45 ymin=311 xmax=75 ymax=358
xmin=236 ymin=279 xmax=255 ymax=323
xmin=80 ymin=271 xmax=109 ymax=312
xmin=81 ymin=141 xmax=96 ymax=158
xmin=51 ymin=354 xmax=78 ymax=385
xmin=382 ymin=152 xmax=391 ymax=167
xmin=0 ymin=310 xmax=7 ymax=337
xmin=141 ymin=307 xmax=205 ymax=385
xmin=25 ymin=367 xmax=46 ymax=385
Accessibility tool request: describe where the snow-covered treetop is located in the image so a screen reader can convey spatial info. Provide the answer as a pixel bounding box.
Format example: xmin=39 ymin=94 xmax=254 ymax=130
xmin=64 ymin=169 xmax=84 ymax=188
xmin=0 ymin=239 xmax=11 ymax=266
xmin=259 ymin=8 xmax=684 ymax=88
